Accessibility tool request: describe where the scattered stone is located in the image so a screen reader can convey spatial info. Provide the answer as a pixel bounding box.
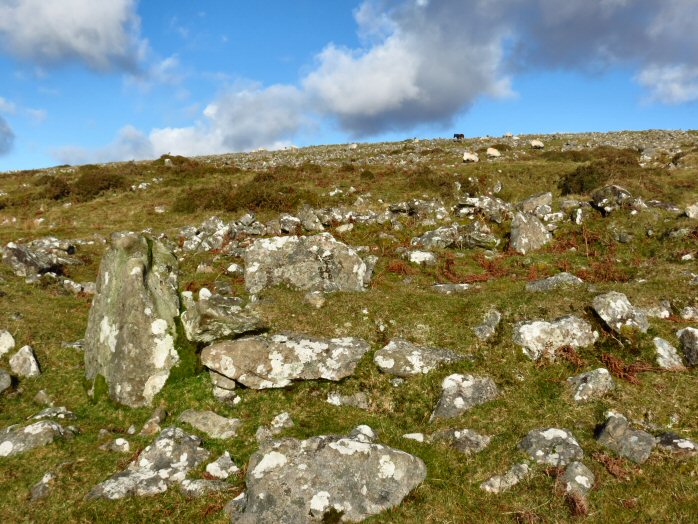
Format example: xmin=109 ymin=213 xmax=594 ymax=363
xmin=463 ymin=152 xmax=479 ymax=163
xmin=406 ymin=250 xmax=437 ymax=266
xmin=591 ymin=292 xmax=649 ymax=334
xmin=561 ymin=461 xmax=594 ymax=496
xmin=676 ymin=327 xmax=698 ymax=366
xmin=519 ymin=428 xmax=584 ymax=466
xmin=567 ymin=368 xmax=615 ymax=402
xmin=525 ymin=272 xmax=583 ymax=292
xmin=9 ymin=345 xmax=40 ymax=378
xmin=653 ymin=338 xmax=685 ymax=369
xmin=411 ymin=225 xmax=460 ymax=249
xmin=509 ymin=212 xmax=552 ymax=254
xmin=456 ymin=195 xmax=513 ymax=224
xmin=429 ymin=428 xmax=491 ymax=455
xmin=86 ymin=427 xmax=210 ymax=500
xmin=596 ymin=412 xmax=656 ymax=464
xmin=201 ymin=333 xmax=370 ymax=389
xmin=374 ymin=339 xmax=464 ymax=378
xmin=642 ymin=300 xmax=673 ymax=319
xmin=530 ymin=140 xmax=545 ymax=149
xmin=2 ymin=237 xmax=81 ymax=277
xmin=326 ymin=391 xmax=370 ymax=410
xmin=179 ymin=409 xmax=241 ymax=439
xmin=100 ymin=438 xmax=131 ymax=453
xmin=0 ymin=330 xmax=15 ymax=358
xmin=473 ymin=309 xmax=502 ymax=341
xmin=591 ymin=185 xmax=633 ymax=215
xmin=487 ymin=147 xmax=501 ymax=158
xmin=680 ymin=306 xmax=698 ymax=321
xmin=432 ymin=283 xmax=471 ymax=294
xmin=431 ymin=374 xmax=499 ymax=420
xmin=232 ymin=425 xmax=426 ymax=523
xmin=513 ymin=316 xmax=598 ymax=361
xmin=256 ymin=412 xmax=294 ymax=443
xmin=32 ymin=406 xmax=76 ymax=420
xmin=480 ymin=463 xmax=531 ymax=494
xmin=656 ymin=433 xmax=697 ymax=454
xmin=402 ymin=433 xmax=425 ymax=442
xmin=30 ymin=472 xmax=56 ymax=501
xmin=84 ymin=232 xmax=180 ymax=408
xmin=140 ymin=407 xmax=167 ymax=436
xmin=304 ymin=290 xmax=326 ymax=309
xmin=181 ymin=290 xmax=265 ymax=344
xmin=686 ymin=203 xmax=698 ymax=219
xmin=244 ymin=233 xmax=369 ymax=294
xmin=180 ymin=479 xmax=230 ymax=498
xmin=519 ymin=192 xmax=552 ymax=214
xmin=206 ymin=451 xmax=240 ymax=479
xmin=33 ymin=390 xmax=53 ymax=406
xmin=0 ymin=369 xmax=11 ymax=395
xmin=0 ymin=421 xmax=72 ymax=457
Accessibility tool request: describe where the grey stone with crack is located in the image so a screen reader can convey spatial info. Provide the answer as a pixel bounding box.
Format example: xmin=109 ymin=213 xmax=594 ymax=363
xmin=596 ymin=412 xmax=656 ymax=464
xmin=201 ymin=333 xmax=370 ymax=389
xmin=0 ymin=421 xmax=72 ymax=457
xmin=429 ymin=428 xmax=491 ymax=455
xmin=567 ymin=368 xmax=615 ymax=402
xmin=430 ymin=374 xmax=499 ymax=420
xmin=519 ymin=428 xmax=584 ymax=466
xmin=86 ymin=427 xmax=209 ymax=500
xmin=525 ymin=272 xmax=583 ymax=292
xmin=232 ymin=425 xmax=426 ymax=523
xmin=509 ymin=212 xmax=552 ymax=255
xmin=513 ymin=316 xmax=598 ymax=361
xmin=178 ymin=410 xmax=241 ymax=439
xmin=374 ymin=338 xmax=465 ymax=377
xmin=84 ymin=232 xmax=180 ymax=408
xmin=591 ymin=292 xmax=649 ymax=334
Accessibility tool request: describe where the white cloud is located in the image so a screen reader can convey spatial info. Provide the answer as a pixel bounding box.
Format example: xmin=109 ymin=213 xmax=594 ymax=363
xmin=0 ymin=0 xmax=145 ymax=71
xmin=125 ymin=55 xmax=184 ymax=91
xmin=637 ymin=65 xmax=698 ymax=104
xmin=0 ymin=96 xmax=16 ymax=114
xmin=0 ymin=116 xmax=14 ymax=155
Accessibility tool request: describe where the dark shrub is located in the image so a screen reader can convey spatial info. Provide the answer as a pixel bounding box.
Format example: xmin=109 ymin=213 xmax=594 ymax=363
xmin=42 ymin=176 xmax=71 ymax=200
xmin=360 ymin=169 xmax=375 ymax=180
xmin=71 ymin=166 xmax=128 ymax=201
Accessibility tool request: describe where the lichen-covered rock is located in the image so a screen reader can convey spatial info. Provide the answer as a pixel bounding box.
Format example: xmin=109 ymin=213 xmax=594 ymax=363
xmin=596 ymin=412 xmax=656 ymax=464
xmin=591 ymin=185 xmax=632 ymax=215
xmin=656 ymin=433 xmax=697 ymax=454
xmin=405 ymin=250 xmax=437 ymax=266
xmin=473 ymin=309 xmax=502 ymax=341
xmin=429 ymin=428 xmax=491 ymax=455
xmin=180 ymin=479 xmax=230 ymax=498
xmin=567 ymin=368 xmax=615 ymax=402
xmin=653 ymin=337 xmax=685 ymax=369
xmin=84 ymin=232 xmax=181 ymax=408
xmin=206 ymin=451 xmax=240 ymax=479
xmin=32 ymin=406 xmax=76 ymax=421
xmin=201 ymin=333 xmax=370 ymax=389
xmin=30 ymin=472 xmax=56 ymax=501
xmin=411 ymin=223 xmax=499 ymax=250
xmin=181 ymin=289 xmax=265 ymax=344
xmin=519 ymin=192 xmax=552 ymax=214
xmin=513 ymin=316 xmax=598 ymax=361
xmin=2 ymin=237 xmax=81 ymax=277
xmin=411 ymin=225 xmax=460 ymax=249
xmin=677 ymin=327 xmax=698 ymax=366
xmin=9 ymin=345 xmax=40 ymax=378
xmin=232 ymin=425 xmax=426 ymax=523
xmin=431 ymin=374 xmax=499 ymax=420
xmin=0 ymin=421 xmax=72 ymax=457
xmin=456 ymin=196 xmax=513 ymax=224
xmin=591 ymin=292 xmax=649 ymax=334
xmin=525 ymin=272 xmax=583 ymax=292
xmin=244 ymin=233 xmax=368 ymax=294
xmin=480 ymin=463 xmax=530 ymax=494
xmin=374 ymin=339 xmax=464 ymax=377
xmin=561 ymin=462 xmax=594 ymax=496
xmin=519 ymin=428 xmax=584 ymax=466
xmin=0 ymin=330 xmax=15 ymax=358
xmin=86 ymin=427 xmax=209 ymax=500
xmin=178 ymin=410 xmax=241 ymax=439
xmin=509 ymin=212 xmax=552 ymax=254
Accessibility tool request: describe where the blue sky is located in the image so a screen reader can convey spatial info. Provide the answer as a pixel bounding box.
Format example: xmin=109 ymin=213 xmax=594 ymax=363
xmin=0 ymin=0 xmax=697 ymax=171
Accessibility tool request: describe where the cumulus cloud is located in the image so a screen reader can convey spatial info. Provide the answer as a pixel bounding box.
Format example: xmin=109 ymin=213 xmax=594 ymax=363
xmin=637 ymin=65 xmax=698 ymax=105
xmin=0 ymin=0 xmax=144 ymax=71
xmin=0 ymin=116 xmax=14 ymax=155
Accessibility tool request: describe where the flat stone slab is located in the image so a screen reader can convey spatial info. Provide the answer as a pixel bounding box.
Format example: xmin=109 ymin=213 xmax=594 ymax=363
xmin=519 ymin=428 xmax=584 ymax=466
xmin=525 ymin=272 xmax=583 ymax=292
xmin=0 ymin=421 xmax=72 ymax=457
xmin=374 ymin=339 xmax=464 ymax=377
xmin=431 ymin=374 xmax=499 ymax=420
xmin=201 ymin=333 xmax=370 ymax=389
xmin=513 ymin=316 xmax=598 ymax=361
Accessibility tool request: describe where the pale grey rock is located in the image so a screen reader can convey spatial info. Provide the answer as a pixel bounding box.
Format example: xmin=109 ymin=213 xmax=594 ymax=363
xmin=510 ymin=212 xmax=552 ymax=254
xmin=642 ymin=300 xmax=673 ymax=319
xmin=100 ymin=438 xmax=131 ymax=453
xmin=411 ymin=222 xmax=499 ymax=250
xmin=244 ymin=234 xmax=368 ymax=294
xmin=256 ymin=412 xmax=294 ymax=443
xmin=567 ymin=368 xmax=615 ymax=402
xmin=374 ymin=339 xmax=464 ymax=378
xmin=429 ymin=428 xmax=491 ymax=455
xmin=431 ymin=374 xmax=499 ymax=420
xmin=9 ymin=345 xmax=40 ymax=378
xmin=0 ymin=369 xmax=11 ymax=395
xmin=680 ymin=306 xmax=698 ymax=321
xmin=686 ymin=203 xmax=698 ymax=219
xmin=140 ymin=407 xmax=167 ymax=436
xmin=279 ymin=214 xmax=302 ymax=233
xmin=486 ymin=147 xmax=501 ymax=158
xmin=180 ymin=479 xmax=230 ymax=498
xmin=0 ymin=330 xmax=15 ymax=358
xmin=591 ymin=185 xmax=633 ymax=215
xmin=206 ymin=451 xmax=240 ymax=479
xmin=0 ymin=421 xmax=71 ymax=457
xmin=525 ymin=272 xmax=583 ymax=292
xmin=84 ymin=232 xmax=180 ymax=408
xmin=519 ymin=192 xmax=552 ymax=214
xmin=326 ymin=391 xmax=370 ymax=410
xmin=480 ymin=463 xmax=531 ymax=494
xmin=181 ymin=290 xmax=265 ymax=344
xmin=179 ymin=216 xmax=230 ymax=253
xmin=513 ymin=316 xmax=598 ymax=361
xmin=411 ymin=225 xmax=460 ymax=249
xmin=30 ymin=472 xmax=56 ymax=501
xmin=561 ymin=462 xmax=594 ymax=496
xmin=2 ymin=237 xmax=81 ymax=277
xmin=179 ymin=410 xmax=241 ymax=439
xmin=86 ymin=427 xmax=209 ymax=500
xmin=210 ymin=370 xmax=237 ymax=390
xmin=456 ymin=196 xmax=513 ymax=224
xmin=473 ymin=309 xmax=502 ymax=341
xmin=297 ymin=206 xmax=324 ymax=232
xmin=405 ymin=250 xmax=437 ymax=266
xmin=402 ymin=433 xmax=424 ymax=442
xmin=202 ymin=333 xmax=370 ymax=389
xmin=656 ymin=433 xmax=697 ymax=454
xmin=676 ymin=327 xmax=698 ymax=366
xmin=32 ymin=406 xmax=76 ymax=420
xmin=596 ymin=412 xmax=656 ymax=464
xmin=462 ymin=152 xmax=479 ymax=163
xmin=653 ymin=337 xmax=685 ymax=369
xmin=530 ymin=140 xmax=545 ymax=149
xmin=232 ymin=425 xmax=426 ymax=523
xmin=519 ymin=428 xmax=584 ymax=466
xmin=592 ymin=292 xmax=649 ymax=334
xmin=432 ymin=283 xmax=471 ymax=294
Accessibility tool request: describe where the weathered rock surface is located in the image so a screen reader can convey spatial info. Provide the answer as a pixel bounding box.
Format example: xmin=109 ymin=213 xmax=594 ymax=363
xmin=201 ymin=333 xmax=370 ymax=389
xmin=86 ymin=427 xmax=209 ymax=500
xmin=178 ymin=410 xmax=241 ymax=439
xmin=677 ymin=327 xmax=698 ymax=366
xmin=519 ymin=428 xmax=584 ymax=466
xmin=525 ymin=272 xmax=583 ymax=292
xmin=656 ymin=433 xmax=698 ymax=454
xmin=0 ymin=369 xmax=11 ymax=395
xmin=653 ymin=337 xmax=685 ymax=369
xmin=0 ymin=330 xmax=15 ymax=358
xmin=519 ymin=192 xmax=552 ymax=215
xmin=9 ymin=345 xmax=40 ymax=378
xmin=405 ymin=250 xmax=437 ymax=266
xmin=244 ymin=233 xmax=369 ymax=294
xmin=480 ymin=463 xmax=530 ymax=494
xmin=429 ymin=428 xmax=491 ymax=455
xmin=411 ymin=222 xmax=499 ymax=250
xmin=84 ymin=232 xmax=180 ymax=408
xmin=0 ymin=421 xmax=72 ymax=457
xmin=561 ymin=462 xmax=594 ymax=496
xmin=456 ymin=196 xmax=513 ymax=224
xmin=206 ymin=451 xmax=240 ymax=479
xmin=232 ymin=425 xmax=426 ymax=523
xmin=181 ymin=289 xmax=265 ymax=344
xmin=509 ymin=212 xmax=552 ymax=254
xmin=431 ymin=374 xmax=499 ymax=420
xmin=567 ymin=368 xmax=615 ymax=402
xmin=473 ymin=309 xmax=502 ymax=341
xmin=596 ymin=412 xmax=655 ymax=464
xmin=374 ymin=339 xmax=464 ymax=377
xmin=513 ymin=316 xmax=598 ymax=361
xmin=180 ymin=479 xmax=230 ymax=498
xmin=2 ymin=237 xmax=81 ymax=277
xmin=592 ymin=292 xmax=649 ymax=334
xmin=591 ymin=185 xmax=632 ymax=215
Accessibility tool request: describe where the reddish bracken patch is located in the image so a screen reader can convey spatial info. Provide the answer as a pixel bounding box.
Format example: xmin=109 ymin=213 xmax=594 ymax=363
xmin=601 ymin=353 xmax=657 ymax=385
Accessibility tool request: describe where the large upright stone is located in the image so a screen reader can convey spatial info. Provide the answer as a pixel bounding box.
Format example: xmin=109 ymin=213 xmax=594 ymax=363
xmin=510 ymin=212 xmax=552 ymax=255
xmin=84 ymin=233 xmax=181 ymax=408
xmin=244 ymin=233 xmax=368 ymax=294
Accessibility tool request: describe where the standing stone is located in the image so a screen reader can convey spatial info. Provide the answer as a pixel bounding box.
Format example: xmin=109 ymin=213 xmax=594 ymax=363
xmin=596 ymin=412 xmax=655 ymax=464
xmin=0 ymin=330 xmax=15 ymax=358
xmin=510 ymin=212 xmax=552 ymax=254
xmin=373 ymin=339 xmax=464 ymax=377
xmin=9 ymin=346 xmax=40 ymax=378
xmin=677 ymin=327 xmax=698 ymax=366
xmin=431 ymin=374 xmax=499 ymax=420
xmin=513 ymin=316 xmax=598 ymax=361
xmin=566 ymin=368 xmax=615 ymax=402
xmin=519 ymin=428 xmax=584 ymax=466
xmin=591 ymin=292 xmax=649 ymax=334
xmin=84 ymin=232 xmax=181 ymax=408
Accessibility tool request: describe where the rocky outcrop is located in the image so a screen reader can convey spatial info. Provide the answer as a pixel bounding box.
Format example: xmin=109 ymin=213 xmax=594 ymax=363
xmin=596 ymin=412 xmax=655 ymax=464
xmin=84 ymin=232 xmax=181 ymax=408
xmin=2 ymin=237 xmax=81 ymax=277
